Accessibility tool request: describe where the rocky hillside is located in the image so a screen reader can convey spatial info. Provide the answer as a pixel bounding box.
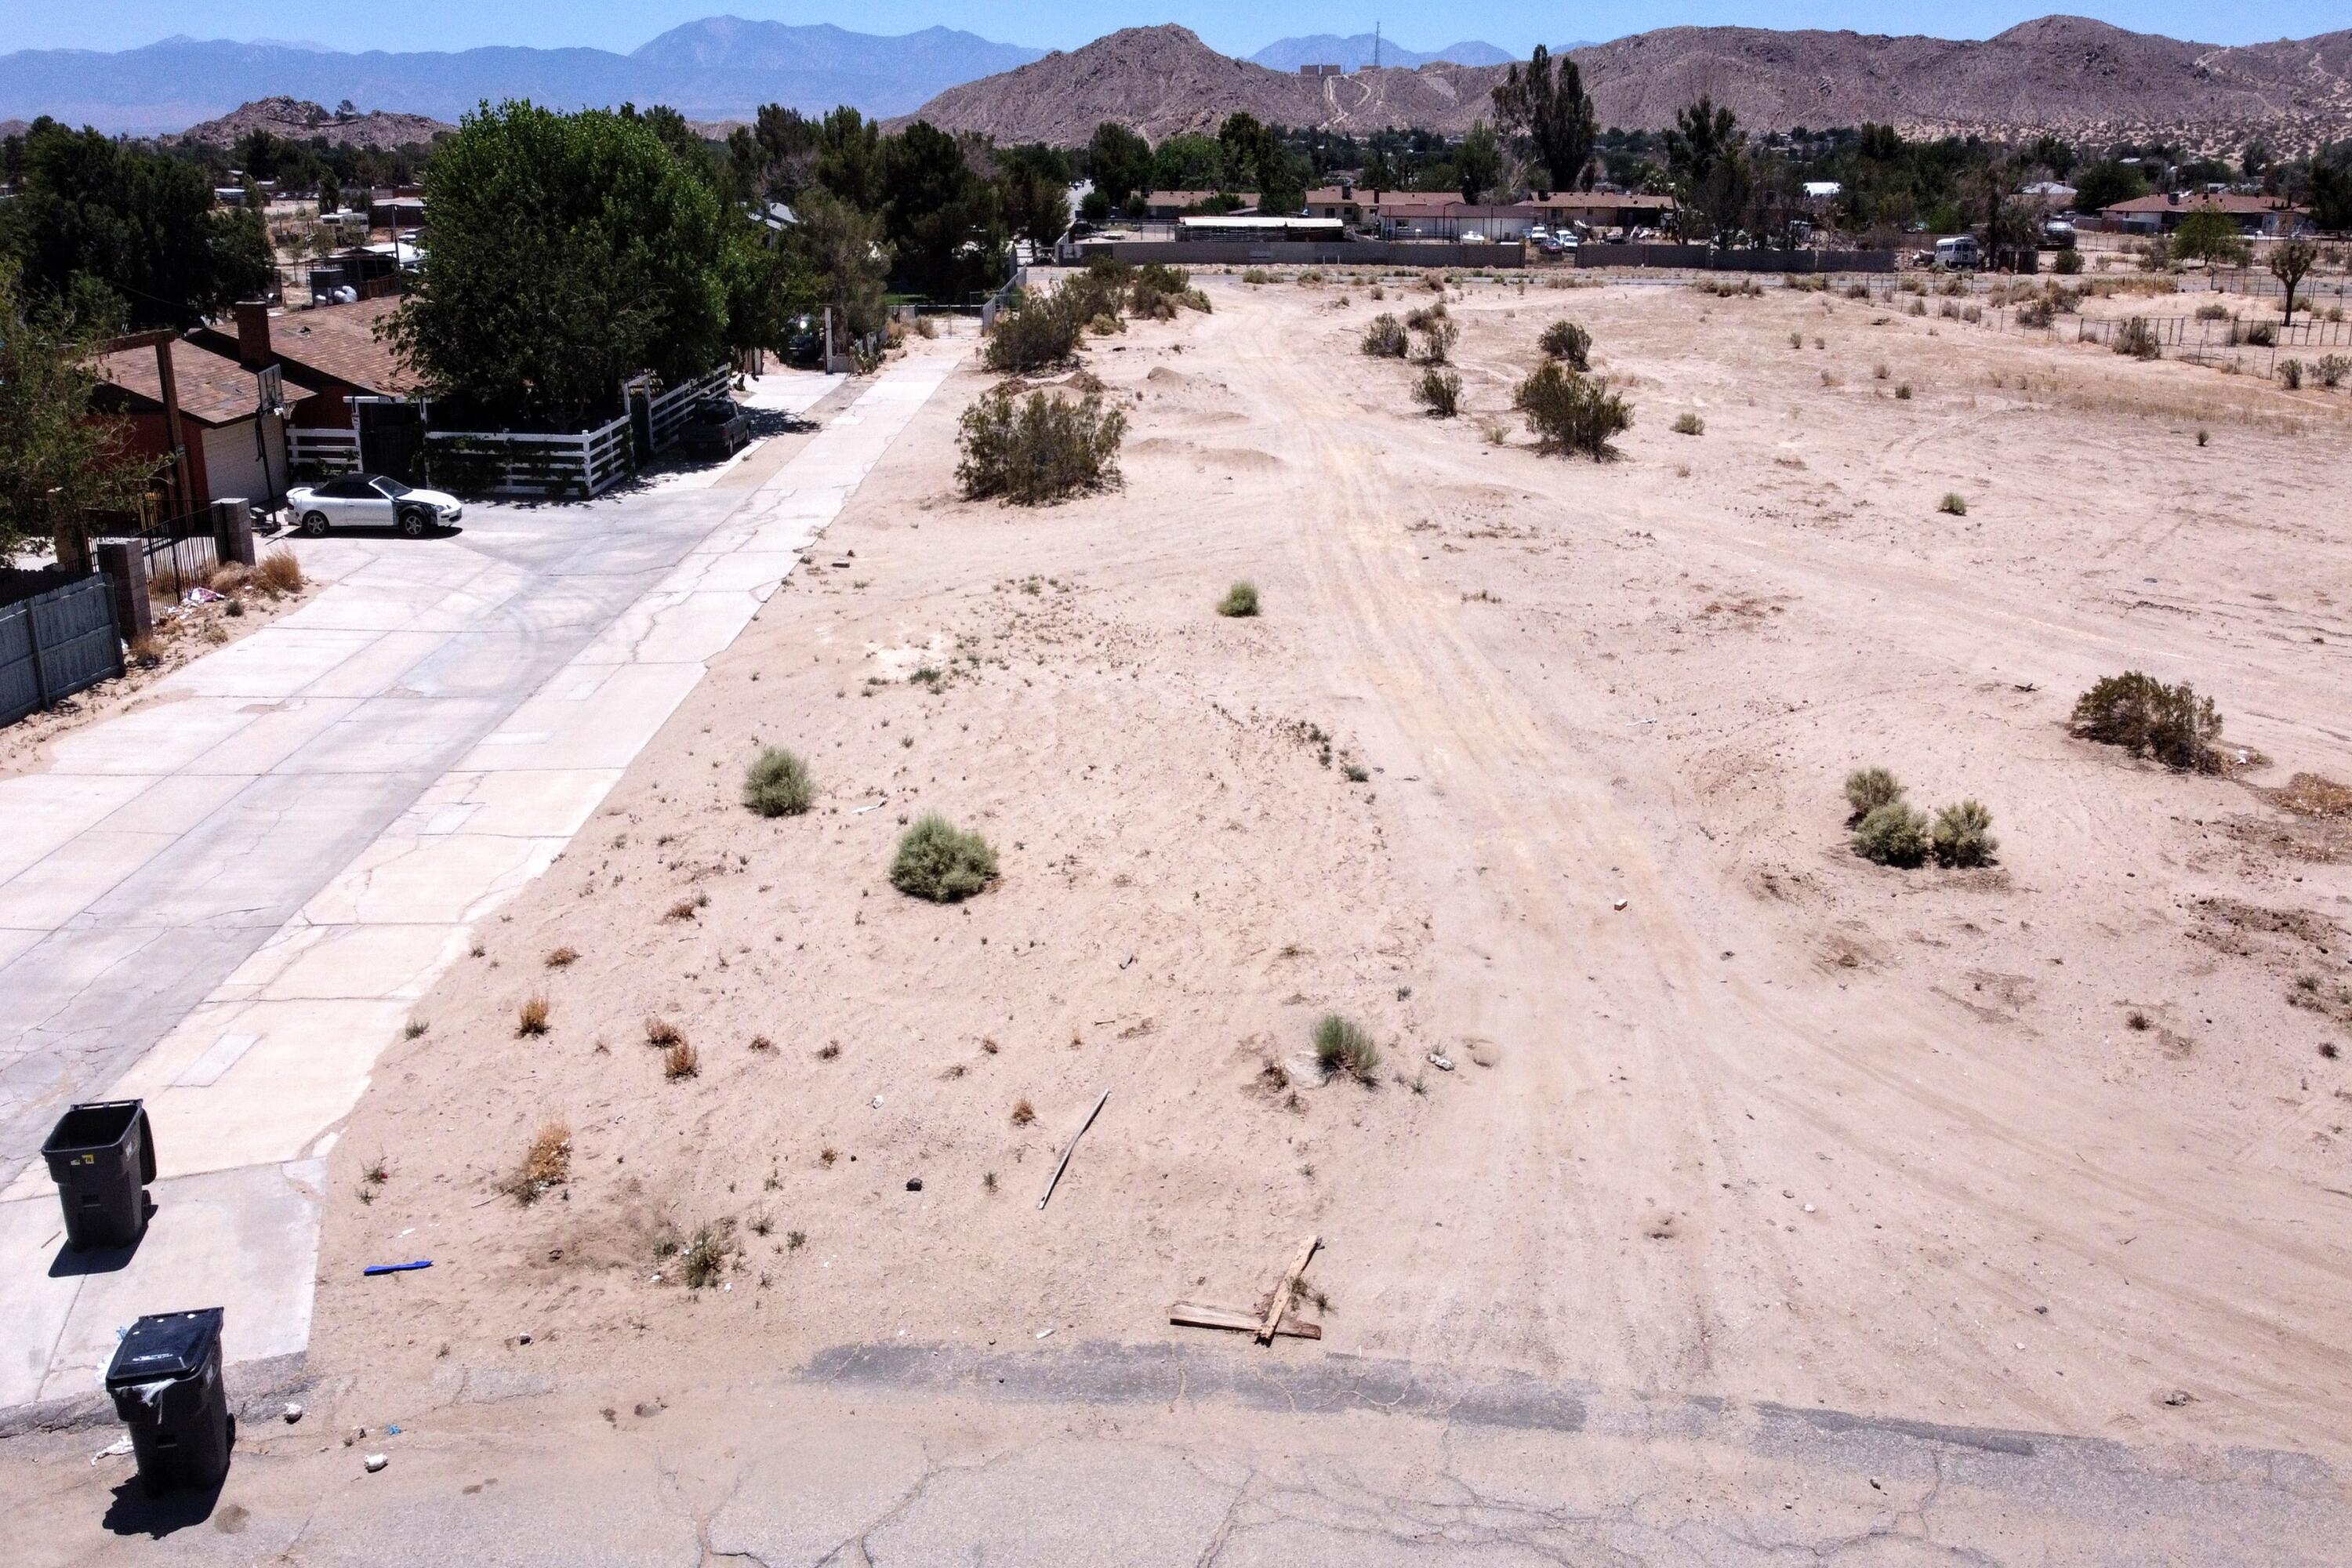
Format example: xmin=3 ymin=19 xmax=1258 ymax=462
xmin=179 ymin=97 xmax=451 ymax=148
xmin=910 ymin=20 xmax=2352 ymax=153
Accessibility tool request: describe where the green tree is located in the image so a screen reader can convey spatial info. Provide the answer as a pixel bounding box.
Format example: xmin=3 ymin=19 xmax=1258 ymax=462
xmin=1491 ymin=44 xmax=1598 ymax=194
xmin=718 ymin=222 xmax=815 ymax=362
xmin=2270 ymin=237 xmax=2320 ymax=326
xmin=879 ymin=122 xmax=1004 ymax=301
xmin=0 ymin=260 xmax=157 ymax=556
xmin=384 ymin=101 xmax=728 ymax=423
xmin=2305 ymin=145 xmax=2352 ymax=232
xmin=815 ymin=107 xmax=884 ymax=209
xmin=1000 ymin=162 xmax=1072 ymax=246
xmin=1363 ymin=147 xmax=1398 ymax=200
xmin=1454 ymin=122 xmax=1504 ymax=205
xmin=2171 ymin=207 xmax=2249 ymax=267
xmin=2070 ymin=158 xmax=2149 ymax=215
xmin=789 ymin=187 xmax=891 ymax=339
xmin=1664 ymin=98 xmax=1751 ymax=244
xmin=0 ymin=118 xmax=274 ymax=329
xmin=1085 ymin=122 xmax=1151 ymax=207
xmin=1149 ymin=133 xmax=1225 ymax=191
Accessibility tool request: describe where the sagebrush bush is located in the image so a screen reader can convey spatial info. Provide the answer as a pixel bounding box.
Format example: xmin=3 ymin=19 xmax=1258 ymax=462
xmin=1312 ymin=1014 xmax=1381 ymax=1083
xmin=982 ymin=291 xmax=1086 ymax=372
xmin=2317 ymin=354 xmax=2350 ymax=389
xmin=1413 ymin=318 xmax=1460 ymax=365
xmin=1538 ymin=319 xmax=1591 ymax=369
xmin=1513 ymin=361 xmax=1632 ymax=459
xmin=1843 ymin=767 xmax=1905 ymax=822
xmin=1671 ymin=412 xmax=1704 ymax=435
xmin=2053 ymin=248 xmax=2084 ymax=275
xmin=1217 ymin=580 xmax=1259 ymax=617
xmin=1403 ymin=301 xmax=1447 ymax=329
xmin=2114 ymin=317 xmax=2161 ymax=360
xmin=1938 ymin=492 xmax=1967 ymax=516
xmin=742 ymin=746 xmax=815 ymax=816
xmin=1930 ymin=800 xmax=1998 ymax=866
xmin=891 ymin=815 xmax=999 ymax=902
xmin=2279 ymin=358 xmax=2305 ymax=390
xmin=2069 ymin=672 xmax=2222 ymax=771
xmin=1361 ymin=314 xmax=1408 ymax=358
xmin=1853 ymin=801 xmax=1931 ymax=866
xmin=1414 ymin=368 xmax=1462 ymax=416
xmin=956 ymin=389 xmax=1127 ymax=505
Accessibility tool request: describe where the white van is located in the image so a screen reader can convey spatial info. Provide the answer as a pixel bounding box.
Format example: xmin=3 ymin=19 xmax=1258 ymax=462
xmin=1934 ymin=234 xmax=1981 ymax=269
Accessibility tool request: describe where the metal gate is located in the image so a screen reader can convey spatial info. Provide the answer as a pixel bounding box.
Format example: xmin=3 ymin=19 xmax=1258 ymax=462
xmin=358 ymin=400 xmax=424 ymax=482
xmin=0 ymin=573 xmax=124 ymax=726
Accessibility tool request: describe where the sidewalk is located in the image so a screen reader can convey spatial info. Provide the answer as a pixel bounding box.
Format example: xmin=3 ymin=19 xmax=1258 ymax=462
xmin=0 ymin=349 xmax=957 ymax=1410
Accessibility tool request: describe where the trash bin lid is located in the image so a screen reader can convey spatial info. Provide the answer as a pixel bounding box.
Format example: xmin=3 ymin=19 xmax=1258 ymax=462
xmin=105 ymin=1308 xmax=224 ymax=1387
xmin=42 ymin=1099 xmax=144 ymax=1157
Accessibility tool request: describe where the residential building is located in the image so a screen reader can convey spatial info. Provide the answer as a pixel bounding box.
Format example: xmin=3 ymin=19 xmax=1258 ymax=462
xmin=1305 ymin=186 xmax=1677 ymax=238
xmin=1142 ymin=190 xmax=1258 ymax=219
xmin=2099 ymin=191 xmax=2309 ymax=235
xmin=190 ymin=298 xmax=419 ymax=477
xmin=90 ymin=337 xmax=310 ymax=512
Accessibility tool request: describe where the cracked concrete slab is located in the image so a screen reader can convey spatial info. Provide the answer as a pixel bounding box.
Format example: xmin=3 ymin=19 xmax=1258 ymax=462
xmin=0 ymin=352 xmax=957 ymax=1415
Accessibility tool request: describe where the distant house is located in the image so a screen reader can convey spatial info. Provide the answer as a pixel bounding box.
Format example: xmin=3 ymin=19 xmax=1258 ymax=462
xmin=367 ymin=187 xmax=426 ymax=232
xmin=90 ymin=336 xmax=311 ymax=510
xmin=190 ymin=298 xmax=418 ymax=475
xmin=1143 ymin=190 xmax=1257 ymax=219
xmin=1308 ymin=187 xmax=1677 ymax=239
xmin=2100 ymin=191 xmax=2308 ymax=235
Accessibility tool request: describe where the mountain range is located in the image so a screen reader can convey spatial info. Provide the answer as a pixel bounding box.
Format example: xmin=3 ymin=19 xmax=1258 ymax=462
xmin=0 ymin=20 xmax=1047 ymax=135
xmin=1246 ymin=35 xmax=1518 ymax=72
xmin=909 ymin=20 xmax=2352 ymax=152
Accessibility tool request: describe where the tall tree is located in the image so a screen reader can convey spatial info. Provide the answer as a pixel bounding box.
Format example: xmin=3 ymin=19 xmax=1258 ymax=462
xmin=1455 ymin=122 xmax=1504 ymax=205
xmin=1664 ymin=98 xmax=1751 ymax=243
xmin=384 ymin=101 xmax=728 ymax=423
xmin=814 ymin=107 xmax=884 ymax=210
xmin=879 ymin=122 xmax=1004 ymax=301
xmin=788 ymin=189 xmax=891 ymax=338
xmin=1085 ymin=122 xmax=1152 ymax=207
xmin=0 ymin=260 xmax=156 ymax=556
xmin=0 ymin=118 xmax=273 ymax=329
xmin=1491 ymin=45 xmax=1599 ymax=194
xmin=2270 ymin=237 xmax=2319 ymax=327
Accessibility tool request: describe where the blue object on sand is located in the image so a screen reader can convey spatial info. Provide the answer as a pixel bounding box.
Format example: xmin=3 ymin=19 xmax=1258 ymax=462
xmin=363 ymin=1260 xmax=433 ymax=1276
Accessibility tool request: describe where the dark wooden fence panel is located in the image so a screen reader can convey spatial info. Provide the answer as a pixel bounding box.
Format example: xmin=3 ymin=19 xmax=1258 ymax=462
xmin=0 ymin=574 xmax=124 ymax=727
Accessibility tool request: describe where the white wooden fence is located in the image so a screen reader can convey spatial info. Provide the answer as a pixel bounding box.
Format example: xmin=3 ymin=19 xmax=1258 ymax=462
xmin=421 ymin=367 xmax=732 ymax=499
xmin=289 ymin=425 xmax=360 ymax=473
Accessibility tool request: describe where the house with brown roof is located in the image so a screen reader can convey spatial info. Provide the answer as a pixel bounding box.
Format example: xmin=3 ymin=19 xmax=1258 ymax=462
xmin=1305 ymin=186 xmax=1676 ymax=238
xmin=2100 ymin=191 xmax=2309 ymax=236
xmin=89 ymin=336 xmax=312 ymax=512
xmin=1142 ymin=190 xmax=1258 ymax=219
xmin=190 ymin=299 xmax=417 ymax=474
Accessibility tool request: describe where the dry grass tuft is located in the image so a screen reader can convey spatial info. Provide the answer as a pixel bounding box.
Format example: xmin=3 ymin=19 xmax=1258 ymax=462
xmin=2272 ymin=773 xmax=2352 ymax=819
xmin=516 ymin=993 xmax=550 ymax=1036
xmin=544 ymin=946 xmax=579 ymax=968
xmin=501 ymin=1120 xmax=571 ymax=1203
xmin=644 ymin=1015 xmax=683 ymax=1047
xmin=256 ymin=549 xmax=306 ymax=593
xmin=1011 ymin=1098 xmax=1036 ymax=1126
xmin=663 ymin=1038 xmax=701 ymax=1080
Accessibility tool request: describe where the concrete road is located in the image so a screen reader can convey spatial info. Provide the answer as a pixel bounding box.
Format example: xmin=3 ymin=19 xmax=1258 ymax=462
xmin=2 ymin=1338 xmax=2343 ymax=1564
xmin=0 ymin=351 xmax=956 ymax=1410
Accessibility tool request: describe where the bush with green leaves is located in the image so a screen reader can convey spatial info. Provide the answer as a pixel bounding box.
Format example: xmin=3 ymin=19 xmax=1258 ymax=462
xmin=956 ymin=388 xmax=1127 ymax=505
xmin=1312 ymin=1014 xmax=1381 ymax=1083
xmin=1362 ymin=314 xmax=1409 ymax=358
xmin=1842 ymin=766 xmax=1905 ymax=823
xmin=982 ymin=290 xmax=1086 ymax=373
xmin=1537 ymin=319 xmax=1591 ymax=369
xmin=742 ymin=746 xmax=814 ymax=817
xmin=1929 ymin=800 xmax=1998 ymax=867
xmin=1217 ymin=580 xmax=1259 ymax=617
xmin=2280 ymin=357 xmax=2305 ymax=390
xmin=1513 ymin=361 xmax=1632 ymax=459
xmin=1671 ymin=412 xmax=1704 ymax=436
xmin=1414 ymin=368 xmax=1462 ymax=417
xmin=1853 ymin=801 xmax=1931 ymax=866
xmin=889 ymin=815 xmax=1000 ymax=902
xmin=2068 ymin=671 xmax=2222 ymax=771
xmin=2318 ymin=354 xmax=2350 ymax=389
xmin=1412 ymin=318 xmax=1460 ymax=365
xmin=2114 ymin=318 xmax=2161 ymax=360
xmin=1130 ymin=262 xmax=1209 ymax=318
xmin=1938 ymin=492 xmax=1968 ymax=516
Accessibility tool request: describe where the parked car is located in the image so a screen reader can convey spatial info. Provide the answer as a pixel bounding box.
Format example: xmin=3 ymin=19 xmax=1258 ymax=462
xmin=677 ymin=397 xmax=750 ymax=459
xmin=782 ymin=314 xmax=826 ymax=368
xmin=285 ymin=474 xmax=462 ymax=537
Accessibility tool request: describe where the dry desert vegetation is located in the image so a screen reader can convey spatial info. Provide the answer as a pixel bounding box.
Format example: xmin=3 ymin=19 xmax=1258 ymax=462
xmin=316 ymin=265 xmax=2352 ymax=1463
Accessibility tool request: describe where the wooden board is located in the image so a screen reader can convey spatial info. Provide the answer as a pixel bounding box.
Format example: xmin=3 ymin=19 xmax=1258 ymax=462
xmin=1170 ymin=1302 xmax=1322 ymax=1340
xmin=1258 ymin=1233 xmax=1322 ymax=1344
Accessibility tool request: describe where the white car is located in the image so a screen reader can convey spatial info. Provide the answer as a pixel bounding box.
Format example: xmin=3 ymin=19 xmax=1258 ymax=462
xmin=286 ymin=474 xmax=463 ymax=537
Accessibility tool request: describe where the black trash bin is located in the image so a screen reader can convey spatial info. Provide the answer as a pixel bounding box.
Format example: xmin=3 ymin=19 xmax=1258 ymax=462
xmin=106 ymin=1308 xmax=231 ymax=1495
xmin=42 ymin=1099 xmax=155 ymax=1251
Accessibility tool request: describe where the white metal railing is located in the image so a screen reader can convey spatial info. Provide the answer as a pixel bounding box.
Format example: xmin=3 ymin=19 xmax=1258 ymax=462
xmin=289 ymin=425 xmax=361 ymax=473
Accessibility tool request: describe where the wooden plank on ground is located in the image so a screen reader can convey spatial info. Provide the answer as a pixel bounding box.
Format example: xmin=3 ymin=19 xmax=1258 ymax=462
xmin=1258 ymin=1234 xmax=1321 ymax=1344
xmin=1170 ymin=1302 xmax=1322 ymax=1340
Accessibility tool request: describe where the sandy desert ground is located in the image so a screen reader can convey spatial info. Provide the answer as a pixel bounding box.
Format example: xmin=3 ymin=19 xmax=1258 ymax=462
xmin=297 ymin=263 xmax=2352 ymax=1475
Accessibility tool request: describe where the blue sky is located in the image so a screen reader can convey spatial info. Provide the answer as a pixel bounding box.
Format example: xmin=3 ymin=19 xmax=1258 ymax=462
xmin=1 ymin=2 xmax=2338 ymax=55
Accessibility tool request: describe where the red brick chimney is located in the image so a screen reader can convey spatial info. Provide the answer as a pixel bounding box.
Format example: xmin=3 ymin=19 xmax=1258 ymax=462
xmin=234 ymin=301 xmax=273 ymax=369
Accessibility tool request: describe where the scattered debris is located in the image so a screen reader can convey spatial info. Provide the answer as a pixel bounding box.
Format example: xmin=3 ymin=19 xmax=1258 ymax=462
xmin=1260 ymin=1235 xmax=1323 ymax=1344
xmin=282 ymin=1402 xmax=304 ymax=1423
xmin=91 ymin=1436 xmax=134 ymax=1465
xmin=1612 ymin=898 xmax=1629 ymax=911
xmin=2162 ymin=1388 xmax=2195 ymax=1407
xmin=1170 ymin=1301 xmax=1323 ymax=1339
xmin=906 ymin=1178 xmax=923 ymax=1192
xmin=1036 ymin=1088 xmax=1110 ymax=1210
xmin=1428 ymin=1053 xmax=1455 ymax=1072
xmin=364 ymin=1453 xmax=390 ymax=1473
xmin=364 ymin=1260 xmax=433 ymax=1276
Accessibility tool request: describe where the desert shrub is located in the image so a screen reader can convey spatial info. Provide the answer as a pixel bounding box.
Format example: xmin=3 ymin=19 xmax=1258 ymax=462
xmin=1513 ymin=361 xmax=1632 ymax=459
xmin=1312 ymin=1014 xmax=1381 ymax=1083
xmin=1671 ymin=412 xmax=1704 ymax=435
xmin=1538 ymin=319 xmax=1591 ymax=368
xmin=502 ymin=1120 xmax=572 ymax=1204
xmin=1930 ymin=800 xmax=1998 ymax=867
xmin=544 ymin=945 xmax=577 ymax=967
xmin=256 ymin=549 xmax=305 ymax=593
xmin=2068 ymin=671 xmax=2222 ymax=771
xmin=2279 ymin=357 xmax=2305 ymax=390
xmin=1843 ymin=766 xmax=1906 ymax=822
xmin=891 ymin=815 xmax=999 ymax=902
xmin=1853 ymin=801 xmax=1931 ymax=866
xmin=2318 ymin=354 xmax=2350 ymax=389
xmin=1895 ymin=383 xmax=1914 ymax=400
xmin=1414 ymin=368 xmax=1462 ymax=416
xmin=515 ymin=993 xmax=550 ymax=1036
xmin=1412 ymin=318 xmax=1459 ymax=364
xmin=1938 ymin=492 xmax=1968 ymax=516
xmin=1361 ymin=314 xmax=1408 ymax=358
xmin=1130 ymin=262 xmax=1207 ymax=318
xmin=982 ymin=291 xmax=1085 ymax=373
xmin=1873 ymin=361 xmax=1889 ymax=380
xmin=2114 ymin=318 xmax=2161 ymax=360
xmin=2194 ymin=301 xmax=2232 ymax=321
xmin=956 ymin=389 xmax=1126 ymax=505
xmin=742 ymin=746 xmax=815 ymax=817
xmin=2053 ymin=248 xmax=2083 ymax=275
xmin=644 ymin=1015 xmax=683 ymax=1047
xmin=664 ymin=1038 xmax=700 ymax=1079
xmin=2016 ymin=299 xmax=2053 ymax=329
xmin=1217 ymin=580 xmax=1259 ymax=617
xmin=681 ymin=1222 xmax=732 ymax=1287
xmin=1242 ymin=267 xmax=1272 ymax=285
xmin=2243 ymin=321 xmax=2276 ymax=347
xmin=1402 ymin=301 xmax=1447 ymax=329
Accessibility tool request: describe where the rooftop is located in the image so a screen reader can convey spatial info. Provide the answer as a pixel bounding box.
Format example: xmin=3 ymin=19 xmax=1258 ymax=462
xmin=93 ymin=338 xmax=311 ymax=426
